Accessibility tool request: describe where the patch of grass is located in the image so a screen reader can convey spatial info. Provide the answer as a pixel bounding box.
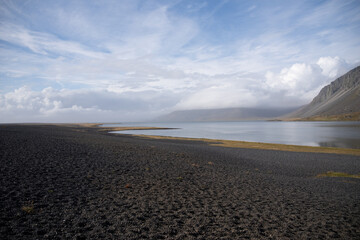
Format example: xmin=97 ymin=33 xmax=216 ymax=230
xmin=211 ymin=140 xmax=360 ymax=156
xmin=21 ymin=201 xmax=34 ymax=214
xmin=316 ymin=171 xmax=360 ymax=179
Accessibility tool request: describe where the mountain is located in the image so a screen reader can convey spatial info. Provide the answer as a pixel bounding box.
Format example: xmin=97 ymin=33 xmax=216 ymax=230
xmin=155 ymin=107 xmax=298 ymax=122
xmin=285 ymin=66 xmax=360 ymax=120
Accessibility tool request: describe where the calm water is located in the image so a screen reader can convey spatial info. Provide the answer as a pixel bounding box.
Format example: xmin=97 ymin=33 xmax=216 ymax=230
xmin=103 ymin=121 xmax=360 ymax=149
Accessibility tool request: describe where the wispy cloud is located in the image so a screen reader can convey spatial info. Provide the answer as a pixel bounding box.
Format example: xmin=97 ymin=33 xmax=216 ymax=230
xmin=0 ymin=22 xmax=105 ymax=57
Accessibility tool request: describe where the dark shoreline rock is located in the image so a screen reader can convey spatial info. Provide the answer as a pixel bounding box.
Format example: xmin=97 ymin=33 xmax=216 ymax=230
xmin=1 ymin=124 xmax=359 ymax=239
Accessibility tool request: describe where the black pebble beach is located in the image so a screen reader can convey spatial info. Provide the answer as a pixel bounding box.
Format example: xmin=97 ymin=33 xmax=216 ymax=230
xmin=1 ymin=124 xmax=359 ymax=239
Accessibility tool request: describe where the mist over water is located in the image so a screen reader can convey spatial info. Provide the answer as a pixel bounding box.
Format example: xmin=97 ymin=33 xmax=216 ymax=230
xmin=104 ymin=121 xmax=360 ymax=149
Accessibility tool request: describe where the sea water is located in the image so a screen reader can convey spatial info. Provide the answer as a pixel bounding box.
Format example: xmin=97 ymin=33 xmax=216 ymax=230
xmin=103 ymin=121 xmax=360 ymax=149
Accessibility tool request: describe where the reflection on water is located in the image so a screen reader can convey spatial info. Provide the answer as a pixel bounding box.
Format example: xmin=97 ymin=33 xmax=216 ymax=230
xmin=104 ymin=121 xmax=360 ymax=149
xmin=318 ymin=139 xmax=360 ymax=149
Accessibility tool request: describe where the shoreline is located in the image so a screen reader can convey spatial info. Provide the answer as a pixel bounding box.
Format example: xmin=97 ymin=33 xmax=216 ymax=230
xmin=116 ymin=133 xmax=360 ymax=156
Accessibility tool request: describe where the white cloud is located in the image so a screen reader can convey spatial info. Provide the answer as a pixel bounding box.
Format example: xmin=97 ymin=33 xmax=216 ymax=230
xmin=265 ymin=63 xmax=324 ymax=91
xmin=263 ymin=56 xmax=354 ymax=105
xmin=317 ymin=56 xmax=350 ymax=78
xmin=0 ymin=86 xmax=180 ymax=123
xmin=176 ymin=84 xmax=258 ymax=110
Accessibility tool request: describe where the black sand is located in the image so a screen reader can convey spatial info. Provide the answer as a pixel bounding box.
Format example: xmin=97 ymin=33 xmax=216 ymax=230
xmin=1 ymin=124 xmax=359 ymax=239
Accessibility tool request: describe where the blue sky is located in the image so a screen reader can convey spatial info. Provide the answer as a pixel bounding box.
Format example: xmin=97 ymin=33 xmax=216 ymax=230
xmin=0 ymin=0 xmax=360 ymax=122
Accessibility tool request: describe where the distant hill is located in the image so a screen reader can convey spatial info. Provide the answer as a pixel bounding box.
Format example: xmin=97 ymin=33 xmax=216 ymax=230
xmin=155 ymin=107 xmax=298 ymax=122
xmin=285 ymin=66 xmax=360 ymax=120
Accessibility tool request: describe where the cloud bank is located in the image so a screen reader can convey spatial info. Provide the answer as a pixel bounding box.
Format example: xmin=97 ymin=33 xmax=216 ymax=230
xmin=1 ymin=56 xmax=353 ymax=122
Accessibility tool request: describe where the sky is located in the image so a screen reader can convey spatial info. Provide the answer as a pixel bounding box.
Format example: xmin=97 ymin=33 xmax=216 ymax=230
xmin=0 ymin=0 xmax=360 ymax=123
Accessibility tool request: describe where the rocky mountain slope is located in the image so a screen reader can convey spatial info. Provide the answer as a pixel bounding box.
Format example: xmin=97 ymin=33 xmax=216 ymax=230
xmin=285 ymin=66 xmax=360 ymax=120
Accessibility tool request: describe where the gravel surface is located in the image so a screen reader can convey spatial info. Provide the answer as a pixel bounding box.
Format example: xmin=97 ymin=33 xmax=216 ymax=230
xmin=1 ymin=124 xmax=359 ymax=239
